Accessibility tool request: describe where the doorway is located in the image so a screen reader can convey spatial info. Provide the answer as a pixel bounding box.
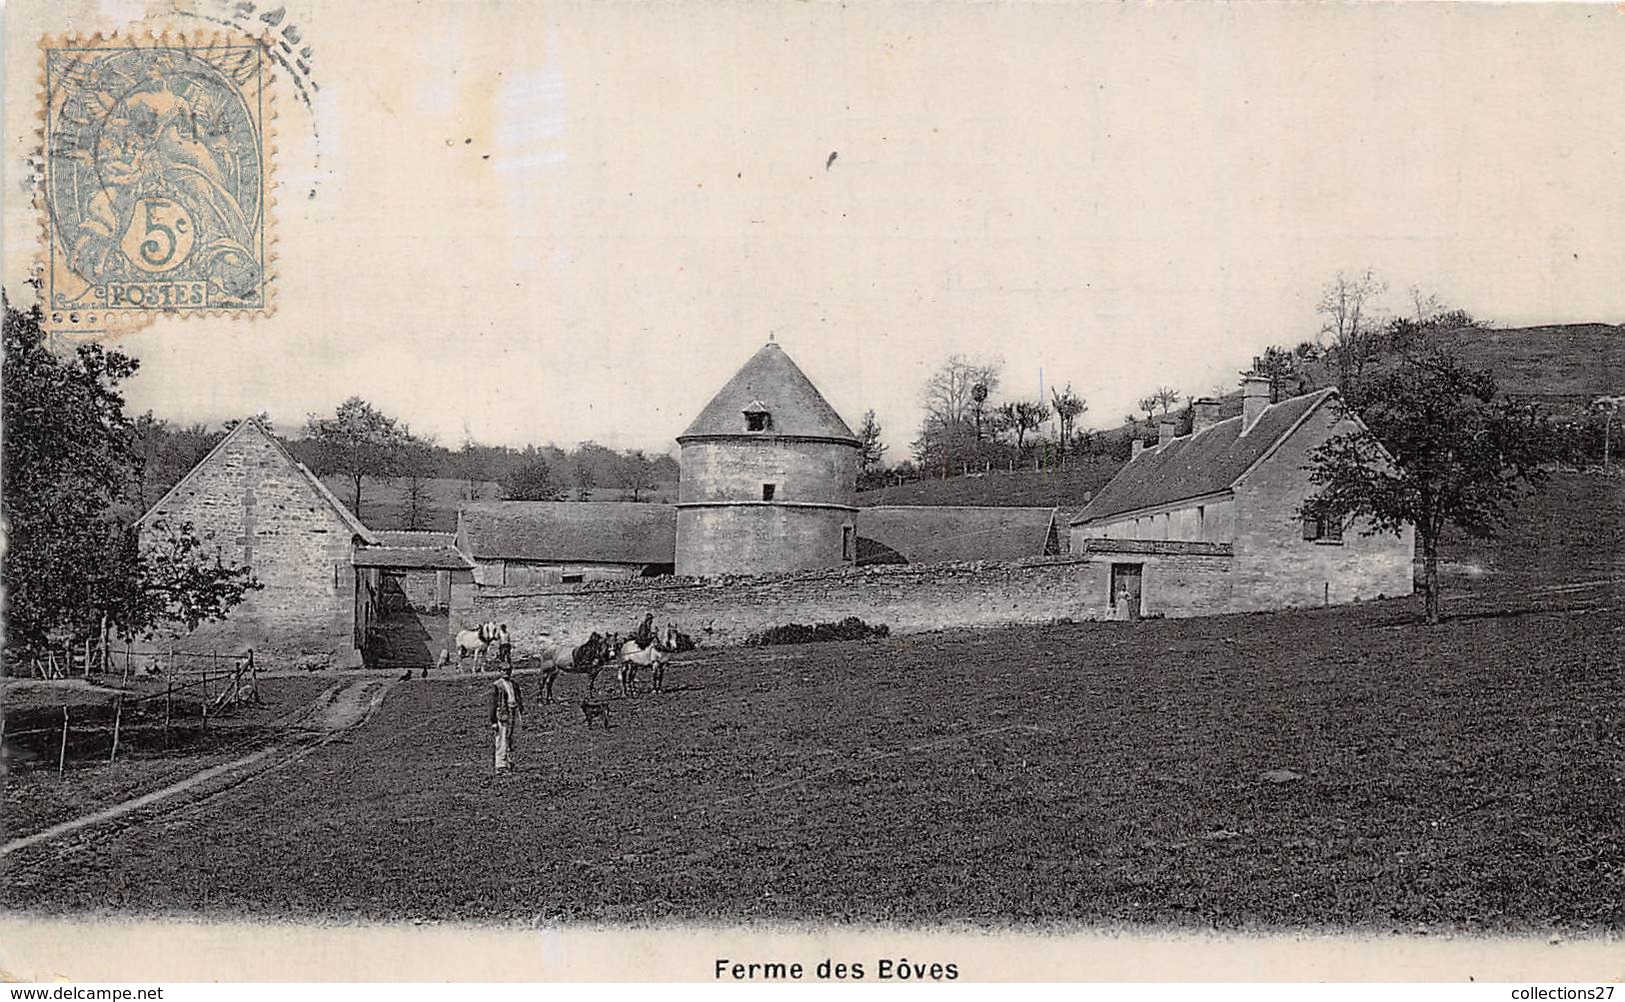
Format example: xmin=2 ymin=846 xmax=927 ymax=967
xmin=1110 ymin=563 xmax=1144 ymax=621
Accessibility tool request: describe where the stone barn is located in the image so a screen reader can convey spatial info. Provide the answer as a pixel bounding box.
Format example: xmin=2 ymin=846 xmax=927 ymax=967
xmin=1069 ymin=376 xmax=1415 ymax=617
xmin=137 ymin=417 xmax=377 ymax=667
xmin=856 ymin=506 xmax=1061 ymax=565
xmin=675 ymin=341 xmax=861 ymax=577
xmin=455 ymin=501 xmax=677 ymax=585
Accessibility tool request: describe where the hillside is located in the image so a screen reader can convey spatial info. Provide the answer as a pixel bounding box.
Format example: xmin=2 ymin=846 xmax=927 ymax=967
xmin=1437 ymin=323 xmax=1623 ymax=410
xmin=857 ymin=457 xmax=1124 ymax=511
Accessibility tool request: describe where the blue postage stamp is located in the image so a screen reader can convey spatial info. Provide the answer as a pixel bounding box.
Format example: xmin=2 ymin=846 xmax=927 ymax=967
xmin=41 ymin=34 xmax=272 ymax=331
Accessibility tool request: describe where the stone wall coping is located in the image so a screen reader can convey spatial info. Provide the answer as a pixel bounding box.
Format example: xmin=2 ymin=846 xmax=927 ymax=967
xmin=473 ymin=553 xmax=1104 ymax=600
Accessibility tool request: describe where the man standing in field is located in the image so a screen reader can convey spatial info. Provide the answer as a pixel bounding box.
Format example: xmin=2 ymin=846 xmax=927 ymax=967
xmin=489 ymin=660 xmax=525 ymax=772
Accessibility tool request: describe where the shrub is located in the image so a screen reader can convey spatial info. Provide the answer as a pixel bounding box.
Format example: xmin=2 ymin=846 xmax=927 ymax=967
xmin=745 ymin=617 xmax=890 ymax=647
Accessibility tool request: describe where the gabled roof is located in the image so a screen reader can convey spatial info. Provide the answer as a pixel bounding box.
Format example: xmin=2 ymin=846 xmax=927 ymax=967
xmin=457 ymin=501 xmax=676 ymax=564
xmin=355 ymin=530 xmax=472 ymax=570
xmin=139 ymin=418 xmax=378 ymax=545
xmin=1072 ymin=388 xmax=1337 ymax=525
xmin=679 ymin=342 xmax=859 ymax=444
xmin=856 ymin=506 xmax=1058 ymax=566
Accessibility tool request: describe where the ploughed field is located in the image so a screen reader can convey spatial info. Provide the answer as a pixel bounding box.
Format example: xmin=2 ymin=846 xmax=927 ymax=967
xmin=2 ymin=474 xmax=1620 ymax=931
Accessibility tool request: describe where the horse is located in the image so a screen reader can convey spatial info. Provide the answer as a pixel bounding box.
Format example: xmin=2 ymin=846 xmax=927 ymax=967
xmin=618 ymin=624 xmax=679 ymax=696
xmin=452 ymin=621 xmax=502 ymax=671
xmin=538 ymin=631 xmax=613 ymax=702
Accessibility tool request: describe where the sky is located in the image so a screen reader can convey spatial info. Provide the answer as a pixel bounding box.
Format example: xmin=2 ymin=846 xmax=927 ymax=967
xmin=6 ymin=0 xmax=1624 ymax=458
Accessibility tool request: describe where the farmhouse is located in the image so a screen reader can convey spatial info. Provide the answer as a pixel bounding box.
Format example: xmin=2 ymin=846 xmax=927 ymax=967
xmin=137 ymin=417 xmax=378 ymax=667
xmin=1069 ymin=375 xmax=1415 ymax=618
xmin=455 ymin=501 xmax=677 ymax=585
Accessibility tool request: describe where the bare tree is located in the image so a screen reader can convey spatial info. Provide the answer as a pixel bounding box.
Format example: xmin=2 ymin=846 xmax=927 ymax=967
xmin=398 ymin=437 xmax=439 ymax=530
xmin=922 ymin=354 xmax=1003 ymax=428
xmin=1050 ymin=384 xmax=1088 ymax=466
xmin=1317 ymin=268 xmax=1388 ymax=392
xmin=1151 ymin=386 xmax=1182 ymax=417
xmin=857 ymin=409 xmax=888 ymax=474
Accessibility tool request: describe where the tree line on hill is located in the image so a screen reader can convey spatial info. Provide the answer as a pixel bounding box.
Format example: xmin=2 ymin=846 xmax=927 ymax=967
xmin=889 ymin=271 xmax=1620 ymax=489
xmin=130 ymin=399 xmax=683 ymax=528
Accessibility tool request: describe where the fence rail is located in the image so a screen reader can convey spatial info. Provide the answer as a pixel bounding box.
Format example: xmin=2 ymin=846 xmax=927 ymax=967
xmin=2 ymin=647 xmax=265 ymax=773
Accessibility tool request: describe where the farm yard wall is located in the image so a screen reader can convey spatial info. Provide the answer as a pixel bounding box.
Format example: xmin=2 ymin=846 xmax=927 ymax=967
xmin=464 ymin=549 xmax=1236 ymax=652
xmin=471 ymin=558 xmax=649 ymax=587
xmin=140 ymin=424 xmax=362 ymax=667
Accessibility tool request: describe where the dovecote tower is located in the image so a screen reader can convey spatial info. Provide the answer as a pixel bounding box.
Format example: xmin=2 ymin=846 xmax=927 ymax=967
xmin=675 ymin=342 xmax=860 ymax=577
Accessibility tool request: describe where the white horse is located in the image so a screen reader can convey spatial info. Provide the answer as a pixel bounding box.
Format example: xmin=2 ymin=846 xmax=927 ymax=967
xmin=618 ymin=624 xmax=679 ymax=696
xmin=451 ymin=621 xmax=502 ymax=671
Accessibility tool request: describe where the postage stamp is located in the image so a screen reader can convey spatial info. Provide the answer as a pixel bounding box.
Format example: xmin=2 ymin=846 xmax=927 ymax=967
xmin=39 ymin=33 xmax=273 ymax=332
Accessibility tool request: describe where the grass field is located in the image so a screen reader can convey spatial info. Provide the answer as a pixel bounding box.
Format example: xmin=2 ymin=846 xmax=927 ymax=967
xmin=2 ymin=474 xmax=1620 ymax=932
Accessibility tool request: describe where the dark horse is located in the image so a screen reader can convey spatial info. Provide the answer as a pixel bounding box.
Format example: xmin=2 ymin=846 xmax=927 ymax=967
xmin=538 ymin=632 xmax=614 ymax=702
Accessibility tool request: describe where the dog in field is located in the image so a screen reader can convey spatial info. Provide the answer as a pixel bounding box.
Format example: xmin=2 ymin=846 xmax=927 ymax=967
xmin=581 ymin=700 xmax=611 ymax=730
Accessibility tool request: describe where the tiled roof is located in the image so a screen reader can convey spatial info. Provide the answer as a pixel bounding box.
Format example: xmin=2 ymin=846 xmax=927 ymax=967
xmin=679 ymin=342 xmax=859 ymax=443
xmin=856 ymin=506 xmax=1059 ymax=565
xmin=374 ymin=530 xmax=457 ymax=548
xmin=352 ymin=545 xmax=473 ymax=570
xmin=458 ymin=502 xmax=677 ymax=564
xmin=1073 ymin=389 xmax=1336 ymax=524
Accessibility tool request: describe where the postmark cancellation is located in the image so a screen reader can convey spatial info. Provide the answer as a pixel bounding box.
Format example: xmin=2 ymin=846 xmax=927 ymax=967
xmin=39 ymin=32 xmax=273 ymax=332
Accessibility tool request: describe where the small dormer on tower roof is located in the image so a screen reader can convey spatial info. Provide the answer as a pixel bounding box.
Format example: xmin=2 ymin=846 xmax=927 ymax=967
xmin=742 ymin=399 xmax=773 ymax=432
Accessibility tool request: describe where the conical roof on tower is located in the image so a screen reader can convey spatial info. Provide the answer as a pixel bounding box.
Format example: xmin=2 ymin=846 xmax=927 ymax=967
xmin=679 ymin=342 xmax=859 ymax=444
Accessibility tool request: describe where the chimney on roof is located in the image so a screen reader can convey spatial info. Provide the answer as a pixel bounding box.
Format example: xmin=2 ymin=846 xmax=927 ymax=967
xmin=1192 ymin=397 xmax=1221 ymax=435
xmin=1131 ymin=439 xmax=1146 ymax=459
xmin=1241 ymin=370 xmax=1271 ymax=435
xmin=1158 ymin=419 xmax=1176 ymax=446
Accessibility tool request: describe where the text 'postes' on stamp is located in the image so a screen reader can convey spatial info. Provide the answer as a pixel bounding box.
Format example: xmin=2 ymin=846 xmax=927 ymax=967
xmin=41 ymin=33 xmax=274 ymax=332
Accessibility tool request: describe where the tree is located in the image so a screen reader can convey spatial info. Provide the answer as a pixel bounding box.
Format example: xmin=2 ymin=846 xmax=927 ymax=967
xmin=970 ymin=381 xmax=991 ymax=441
xmin=1255 ymin=345 xmax=1300 ymax=402
xmin=1151 ymin=386 xmax=1182 ymax=417
xmin=303 ymin=397 xmax=414 ymax=521
xmin=1050 ymin=384 xmax=1088 ymax=466
xmin=922 ymin=354 xmax=1003 ymax=429
xmin=1302 ymin=348 xmax=1550 ymax=625
xmin=1136 ymin=395 xmax=1159 ymax=424
xmin=1317 ymin=268 xmax=1388 ymax=393
xmin=857 ymin=409 xmax=888 ymax=474
xmin=2 ymin=297 xmax=257 ymax=654
xmin=998 ymin=400 xmax=1050 ymax=457
xmin=398 ymin=437 xmax=440 ymax=529
xmin=503 ymin=455 xmax=562 ymax=501
xmin=616 ymin=449 xmax=657 ymax=501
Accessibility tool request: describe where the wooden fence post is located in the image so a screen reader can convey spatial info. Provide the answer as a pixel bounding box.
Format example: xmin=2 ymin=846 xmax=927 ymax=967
xmin=58 ymin=706 xmax=69 ymax=776
xmin=109 ymin=697 xmax=124 ymax=763
xmin=164 ymin=682 xmax=173 ymax=747
xmin=122 ymin=643 xmax=131 ymax=686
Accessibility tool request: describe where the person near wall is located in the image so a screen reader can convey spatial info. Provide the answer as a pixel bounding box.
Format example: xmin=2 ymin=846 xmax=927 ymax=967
xmin=495 ymin=623 xmax=512 ymax=665
xmin=488 ymin=661 xmax=525 ymax=773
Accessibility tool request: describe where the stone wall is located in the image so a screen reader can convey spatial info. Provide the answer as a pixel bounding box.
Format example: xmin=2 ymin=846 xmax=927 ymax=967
xmin=464 ymin=547 xmax=1242 ymax=653
xmin=1071 ymin=539 xmax=1235 ymax=619
xmin=141 ymin=423 xmax=362 ymax=666
xmin=1230 ymin=405 xmax=1415 ymax=611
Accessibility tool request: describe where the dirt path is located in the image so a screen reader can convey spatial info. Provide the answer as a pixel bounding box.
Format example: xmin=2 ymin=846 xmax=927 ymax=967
xmin=0 ymin=677 xmax=396 ymax=860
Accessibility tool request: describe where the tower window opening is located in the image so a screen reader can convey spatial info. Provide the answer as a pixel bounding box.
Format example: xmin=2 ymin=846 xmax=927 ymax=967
xmin=762 ymin=483 xmax=776 ymax=501
xmin=745 ymin=410 xmax=772 ymax=431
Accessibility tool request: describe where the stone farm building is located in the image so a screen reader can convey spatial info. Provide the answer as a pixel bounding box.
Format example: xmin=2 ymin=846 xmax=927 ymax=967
xmin=455 ymin=502 xmax=677 ymax=585
xmin=1068 ymin=375 xmax=1415 ymax=618
xmin=136 ymin=418 xmax=379 ymax=667
xmin=143 ymin=343 xmax=1415 ymax=665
